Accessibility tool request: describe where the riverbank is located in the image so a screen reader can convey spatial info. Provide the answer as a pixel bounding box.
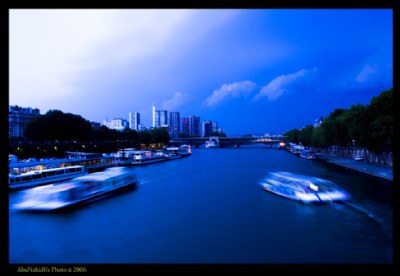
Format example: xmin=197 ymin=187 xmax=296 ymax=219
xmin=317 ymin=154 xmax=393 ymax=181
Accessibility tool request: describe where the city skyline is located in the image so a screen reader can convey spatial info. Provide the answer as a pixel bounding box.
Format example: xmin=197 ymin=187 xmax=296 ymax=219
xmin=9 ymin=9 xmax=393 ymax=135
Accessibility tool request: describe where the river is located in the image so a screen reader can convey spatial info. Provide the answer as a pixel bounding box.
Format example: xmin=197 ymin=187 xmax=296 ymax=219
xmin=9 ymin=145 xmax=393 ymax=265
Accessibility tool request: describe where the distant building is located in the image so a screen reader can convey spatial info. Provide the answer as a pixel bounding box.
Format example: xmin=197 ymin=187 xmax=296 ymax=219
xmin=202 ymin=120 xmax=213 ymax=137
xmin=154 ymin=109 xmax=168 ymax=128
xmin=181 ymin=117 xmax=190 ymax=135
xmin=202 ymin=120 xmax=220 ymax=137
xmin=128 ymin=112 xmax=140 ymax=131
xmin=102 ymin=118 xmax=129 ymax=131
xmin=152 ymin=103 xmax=156 ymax=128
xmin=212 ymin=121 xmax=219 ymax=133
xmin=9 ymin=105 xmax=40 ymax=138
xmin=137 ymin=124 xmax=147 ymax=131
xmin=189 ymin=115 xmax=201 ymax=136
xmin=169 ymin=112 xmax=181 ymax=138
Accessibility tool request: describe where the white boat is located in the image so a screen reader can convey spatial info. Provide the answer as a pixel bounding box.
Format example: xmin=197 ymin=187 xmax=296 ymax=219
xmin=9 ymin=165 xmax=88 ymax=190
xmin=9 ymin=152 xmax=114 ymax=175
xmin=115 ymin=150 xmax=168 ymax=166
xmin=164 ymin=145 xmax=192 ymax=159
xmin=163 ymin=147 xmax=183 ymax=160
xmin=205 ymin=140 xmax=219 ymax=148
xmin=300 ymin=149 xmax=316 ymax=160
xmin=13 ymin=167 xmax=137 ymax=211
xmin=133 ymin=150 xmax=168 ymax=165
xmin=179 ymin=145 xmax=192 ymax=157
xmin=353 ymin=154 xmax=364 ymax=161
xmin=288 ymin=143 xmax=305 ymax=155
xmin=260 ymin=171 xmax=351 ymax=203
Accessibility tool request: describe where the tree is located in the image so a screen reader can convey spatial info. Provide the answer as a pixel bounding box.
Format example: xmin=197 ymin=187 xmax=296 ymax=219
xmin=25 ymin=110 xmax=92 ymax=141
xmin=341 ymin=104 xmax=368 ymax=148
xmin=311 ymin=126 xmax=326 ymax=147
xmin=298 ymin=125 xmax=314 ymax=146
xmin=319 ymin=108 xmax=350 ymax=146
xmin=121 ymin=127 xmax=139 ymax=141
xmin=150 ymin=127 xmax=170 ymax=144
xmin=365 ymin=88 xmax=393 ymax=152
xmin=138 ymin=130 xmax=152 ymax=145
xmin=283 ymin=88 xmax=393 ymax=155
xmin=284 ymin=128 xmax=300 ymax=144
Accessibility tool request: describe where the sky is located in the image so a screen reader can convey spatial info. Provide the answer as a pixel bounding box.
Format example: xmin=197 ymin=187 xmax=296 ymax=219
xmin=9 ymin=9 xmax=393 ymax=135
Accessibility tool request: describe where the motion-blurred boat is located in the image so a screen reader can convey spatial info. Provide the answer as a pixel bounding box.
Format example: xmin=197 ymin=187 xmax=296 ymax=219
xmin=260 ymin=171 xmax=351 ymax=203
xmin=13 ymin=167 xmax=137 ymax=211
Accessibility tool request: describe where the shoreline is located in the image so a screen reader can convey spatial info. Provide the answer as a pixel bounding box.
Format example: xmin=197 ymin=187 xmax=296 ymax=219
xmin=316 ymin=154 xmax=393 ymax=182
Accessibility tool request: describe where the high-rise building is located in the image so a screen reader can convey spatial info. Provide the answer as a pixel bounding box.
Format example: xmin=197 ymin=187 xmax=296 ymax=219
xmin=212 ymin=121 xmax=219 ymax=133
xmin=202 ymin=120 xmax=213 ymax=137
xmin=152 ymin=103 xmax=156 ymax=128
xmin=9 ymin=105 xmax=40 ymax=138
xmin=129 ymin=112 xmax=140 ymax=131
xmin=189 ymin=115 xmax=201 ymax=136
xmin=159 ymin=110 xmax=168 ymax=127
xmin=181 ymin=117 xmax=190 ymax=135
xmin=169 ymin=112 xmax=181 ymax=138
xmin=154 ymin=109 xmax=168 ymax=128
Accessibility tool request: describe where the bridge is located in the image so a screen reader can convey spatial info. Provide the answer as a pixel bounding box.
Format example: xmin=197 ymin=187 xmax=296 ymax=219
xmin=169 ymin=135 xmax=287 ymax=148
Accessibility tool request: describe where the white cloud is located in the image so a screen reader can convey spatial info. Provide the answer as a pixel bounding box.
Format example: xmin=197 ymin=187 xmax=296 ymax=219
xmin=355 ymin=64 xmax=377 ymax=83
xmin=9 ymin=9 xmax=196 ymax=106
xmin=354 ymin=46 xmax=392 ymax=86
xmin=161 ymin=92 xmax=189 ymax=110
xmin=254 ymin=67 xmax=318 ymax=101
xmin=203 ymin=81 xmax=256 ymax=107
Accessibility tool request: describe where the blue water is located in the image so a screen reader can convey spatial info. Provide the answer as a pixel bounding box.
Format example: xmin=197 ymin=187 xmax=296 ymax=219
xmin=9 ymin=146 xmax=393 ymax=264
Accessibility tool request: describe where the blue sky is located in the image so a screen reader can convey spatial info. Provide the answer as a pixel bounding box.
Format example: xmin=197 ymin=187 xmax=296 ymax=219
xmin=9 ymin=9 xmax=393 ymax=135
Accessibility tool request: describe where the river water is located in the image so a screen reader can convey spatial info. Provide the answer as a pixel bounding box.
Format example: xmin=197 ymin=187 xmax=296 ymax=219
xmin=9 ymin=146 xmax=393 ymax=264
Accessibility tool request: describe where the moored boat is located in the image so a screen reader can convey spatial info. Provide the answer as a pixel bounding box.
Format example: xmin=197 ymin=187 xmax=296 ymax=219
xmin=116 ymin=150 xmax=168 ymax=166
xmin=9 ymin=165 xmax=88 ymax=190
xmin=178 ymin=144 xmax=192 ymax=157
xmin=164 ymin=144 xmax=192 ymax=159
xmin=9 ymin=152 xmax=114 ymax=175
xmin=300 ymin=149 xmax=316 ymax=159
xmin=260 ymin=171 xmax=351 ymax=203
xmin=205 ymin=140 xmax=219 ymax=148
xmin=13 ymin=167 xmax=137 ymax=211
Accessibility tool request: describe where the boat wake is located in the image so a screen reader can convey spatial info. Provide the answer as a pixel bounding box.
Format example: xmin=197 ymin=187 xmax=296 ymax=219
xmin=341 ymin=201 xmax=376 ymax=219
xmin=339 ymin=201 xmax=392 ymax=240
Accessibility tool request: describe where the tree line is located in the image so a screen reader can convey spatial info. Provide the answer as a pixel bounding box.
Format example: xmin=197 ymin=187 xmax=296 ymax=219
xmin=22 ymin=109 xmax=170 ymax=144
xmin=284 ymin=88 xmax=393 ymax=153
xmin=9 ymin=110 xmax=171 ymax=159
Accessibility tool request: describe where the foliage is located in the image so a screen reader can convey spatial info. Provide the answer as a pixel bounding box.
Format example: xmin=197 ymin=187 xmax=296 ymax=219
xmin=25 ymin=110 xmax=92 ymax=141
xmin=284 ymin=128 xmax=300 ymax=144
xmin=284 ymin=88 xmax=393 ymax=152
xmin=20 ymin=110 xmax=171 ymax=157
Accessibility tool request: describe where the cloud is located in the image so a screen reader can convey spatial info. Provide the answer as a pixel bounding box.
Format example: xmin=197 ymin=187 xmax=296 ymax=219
xmin=254 ymin=67 xmax=318 ymax=101
xmin=203 ymin=81 xmax=256 ymax=107
xmin=9 ymin=9 xmax=195 ymax=107
xmin=355 ymin=64 xmax=377 ymax=83
xmin=354 ymin=47 xmax=392 ymax=85
xmin=161 ymin=92 xmax=189 ymax=110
